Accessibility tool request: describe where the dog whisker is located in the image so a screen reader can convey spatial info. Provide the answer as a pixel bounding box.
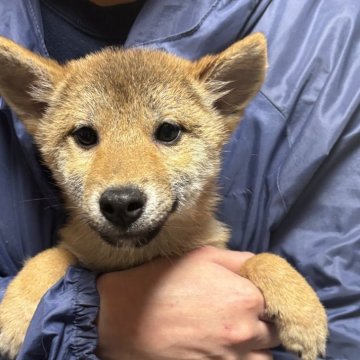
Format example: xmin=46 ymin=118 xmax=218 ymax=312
xmin=21 ymin=197 xmax=60 ymax=203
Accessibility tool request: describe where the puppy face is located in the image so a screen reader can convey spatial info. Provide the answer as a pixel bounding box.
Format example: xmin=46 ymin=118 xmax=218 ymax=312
xmin=0 ymin=34 xmax=267 ymax=249
xmin=41 ymin=50 xmax=227 ymax=247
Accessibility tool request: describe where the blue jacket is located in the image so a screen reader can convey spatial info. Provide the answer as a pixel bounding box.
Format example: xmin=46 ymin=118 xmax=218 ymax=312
xmin=1 ymin=0 xmax=359 ymax=358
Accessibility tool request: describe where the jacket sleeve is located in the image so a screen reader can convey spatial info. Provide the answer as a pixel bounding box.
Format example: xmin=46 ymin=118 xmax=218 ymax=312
xmin=0 ymin=270 xmax=99 ymax=360
xmin=17 ymin=267 xmax=99 ymax=360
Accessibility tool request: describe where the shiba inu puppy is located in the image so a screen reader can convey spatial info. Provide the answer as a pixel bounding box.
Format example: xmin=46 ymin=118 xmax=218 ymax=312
xmin=0 ymin=33 xmax=327 ymax=359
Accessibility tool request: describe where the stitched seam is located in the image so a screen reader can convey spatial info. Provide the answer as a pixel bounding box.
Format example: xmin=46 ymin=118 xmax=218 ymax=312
xmin=26 ymin=0 xmax=49 ymax=56
xmin=135 ymin=0 xmax=221 ymax=47
xmin=259 ymin=90 xmax=287 ymax=120
xmin=234 ymin=0 xmax=263 ymax=38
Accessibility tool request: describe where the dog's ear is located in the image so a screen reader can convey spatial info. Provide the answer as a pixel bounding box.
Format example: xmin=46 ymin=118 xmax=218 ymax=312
xmin=0 ymin=36 xmax=63 ymax=134
xmin=193 ymin=33 xmax=267 ymax=131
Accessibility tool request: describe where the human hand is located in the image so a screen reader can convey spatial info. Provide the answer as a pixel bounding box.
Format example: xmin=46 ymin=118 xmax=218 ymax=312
xmin=96 ymin=246 xmax=280 ymax=360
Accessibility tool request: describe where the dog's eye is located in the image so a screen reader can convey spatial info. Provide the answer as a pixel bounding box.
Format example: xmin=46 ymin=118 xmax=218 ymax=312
xmin=72 ymin=126 xmax=98 ymax=148
xmin=155 ymin=122 xmax=181 ymax=144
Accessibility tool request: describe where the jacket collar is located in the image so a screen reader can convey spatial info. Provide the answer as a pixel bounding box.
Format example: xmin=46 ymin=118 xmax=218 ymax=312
xmin=1 ymin=1 xmax=268 ymax=58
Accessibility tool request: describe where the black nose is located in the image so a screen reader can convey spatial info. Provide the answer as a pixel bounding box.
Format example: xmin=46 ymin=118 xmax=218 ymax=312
xmin=99 ymin=187 xmax=147 ymax=228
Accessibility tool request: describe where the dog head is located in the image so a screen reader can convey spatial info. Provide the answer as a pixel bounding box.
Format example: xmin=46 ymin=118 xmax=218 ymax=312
xmin=0 ymin=34 xmax=266 ymax=251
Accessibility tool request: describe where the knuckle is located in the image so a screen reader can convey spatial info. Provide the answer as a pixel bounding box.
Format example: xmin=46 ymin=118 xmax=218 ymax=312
xmin=225 ymin=323 xmax=256 ymax=345
xmin=240 ymin=285 xmax=264 ymax=312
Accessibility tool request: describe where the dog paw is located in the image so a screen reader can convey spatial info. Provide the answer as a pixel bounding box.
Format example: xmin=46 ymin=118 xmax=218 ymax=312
xmin=239 ymin=253 xmax=328 ymax=360
xmin=268 ymin=300 xmax=328 ymax=360
xmin=0 ymin=313 xmax=27 ymax=360
xmin=0 ymin=292 xmax=34 ymax=359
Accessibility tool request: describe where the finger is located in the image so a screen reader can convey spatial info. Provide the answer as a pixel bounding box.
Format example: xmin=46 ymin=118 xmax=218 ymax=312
xmin=251 ymin=321 xmax=281 ymax=350
xmin=196 ymin=246 xmax=255 ymax=272
xmin=242 ymin=350 xmax=273 ymax=360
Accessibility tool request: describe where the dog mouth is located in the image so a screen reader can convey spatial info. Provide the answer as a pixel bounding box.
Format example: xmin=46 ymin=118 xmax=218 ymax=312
xmin=99 ymin=224 xmax=163 ymax=248
xmin=95 ymin=198 xmax=178 ymax=248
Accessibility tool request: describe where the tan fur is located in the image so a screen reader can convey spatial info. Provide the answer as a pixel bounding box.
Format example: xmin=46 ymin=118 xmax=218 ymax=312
xmin=0 ymin=33 xmax=327 ymax=359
